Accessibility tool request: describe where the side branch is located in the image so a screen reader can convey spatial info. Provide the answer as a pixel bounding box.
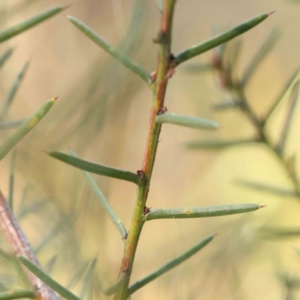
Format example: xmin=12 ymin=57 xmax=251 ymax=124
xmin=0 ymin=192 xmax=59 ymax=300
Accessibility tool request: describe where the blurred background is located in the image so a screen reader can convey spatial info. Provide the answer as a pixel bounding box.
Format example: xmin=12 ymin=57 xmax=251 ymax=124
xmin=1 ymin=0 xmax=300 ymax=299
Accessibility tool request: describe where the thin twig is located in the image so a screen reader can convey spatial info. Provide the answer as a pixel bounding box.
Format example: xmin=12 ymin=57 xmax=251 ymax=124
xmin=0 ymin=192 xmax=59 ymax=300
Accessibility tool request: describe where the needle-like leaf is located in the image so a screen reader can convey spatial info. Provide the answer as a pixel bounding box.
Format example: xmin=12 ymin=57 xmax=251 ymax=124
xmin=144 ymin=203 xmax=262 ymax=221
xmin=0 ymin=120 xmax=25 ymax=130
xmin=225 ymin=39 xmax=243 ymax=75
xmin=0 ymin=290 xmax=35 ymax=300
xmin=35 ymin=214 xmax=76 ymax=254
xmin=18 ymin=256 xmax=81 ymax=300
xmin=80 ymin=258 xmax=97 ymax=299
xmin=48 ymin=151 xmax=140 ymax=184
xmin=66 ymin=263 xmax=90 ymax=290
xmin=17 ymin=200 xmax=46 ymax=221
xmin=0 ymin=49 xmax=14 ymax=69
xmin=129 ymin=235 xmax=215 ymax=294
xmin=174 ymin=12 xmax=273 ymax=66
xmin=44 ymin=255 xmax=58 ymax=275
xmin=264 ymin=69 xmax=300 ymax=123
xmin=66 ymin=16 xmax=152 ymax=84
xmin=155 ymin=113 xmax=219 ymax=130
xmin=0 ymin=97 xmax=57 ymax=160
xmin=0 ymin=61 xmax=30 ymax=122
xmin=212 ymin=100 xmax=240 ymax=111
xmin=69 ymin=150 xmax=128 ymax=239
xmin=235 ymin=179 xmax=297 ymax=198
xmin=8 ymin=150 xmax=16 ymax=211
xmin=0 ymin=6 xmax=67 ymax=43
xmin=277 ymin=87 xmax=300 ymax=154
xmin=261 ymin=227 xmax=300 ymax=239
xmin=242 ymin=28 xmax=280 ymax=85
xmin=186 ymin=138 xmax=258 ymax=150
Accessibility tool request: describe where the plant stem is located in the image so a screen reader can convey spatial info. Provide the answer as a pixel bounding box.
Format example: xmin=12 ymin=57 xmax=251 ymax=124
xmin=0 ymin=192 xmax=59 ymax=300
xmin=113 ymin=1 xmax=177 ymax=299
xmin=222 ymin=70 xmax=300 ymax=197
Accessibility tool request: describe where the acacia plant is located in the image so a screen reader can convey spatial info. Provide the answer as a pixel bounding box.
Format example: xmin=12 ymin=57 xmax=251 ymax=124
xmin=0 ymin=1 xmax=277 ymax=300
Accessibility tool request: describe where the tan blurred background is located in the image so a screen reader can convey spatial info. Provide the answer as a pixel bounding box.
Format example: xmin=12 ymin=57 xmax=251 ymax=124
xmin=1 ymin=0 xmax=300 ymax=299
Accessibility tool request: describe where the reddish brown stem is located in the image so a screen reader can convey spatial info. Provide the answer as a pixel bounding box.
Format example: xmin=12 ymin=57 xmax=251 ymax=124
xmin=113 ymin=1 xmax=177 ymax=299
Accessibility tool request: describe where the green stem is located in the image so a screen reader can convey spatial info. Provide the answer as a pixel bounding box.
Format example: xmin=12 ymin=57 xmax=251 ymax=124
xmin=113 ymin=1 xmax=177 ymax=299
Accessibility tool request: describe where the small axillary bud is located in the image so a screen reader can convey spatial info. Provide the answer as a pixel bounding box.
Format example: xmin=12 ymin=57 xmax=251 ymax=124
xmin=151 ymin=72 xmax=157 ymax=83
xmin=137 ymin=170 xmax=145 ymax=179
xmin=156 ymin=106 xmax=168 ymax=115
xmin=122 ymin=232 xmax=128 ymax=240
xmin=144 ymin=206 xmax=151 ymax=215
xmin=153 ymin=31 xmax=168 ymax=44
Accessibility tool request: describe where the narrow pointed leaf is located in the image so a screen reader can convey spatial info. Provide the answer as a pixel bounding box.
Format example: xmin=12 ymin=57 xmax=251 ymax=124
xmin=35 ymin=214 xmax=76 ymax=254
xmin=226 ymin=39 xmax=243 ymax=74
xmin=277 ymin=87 xmax=299 ymax=153
xmin=186 ymin=138 xmax=258 ymax=150
xmin=0 ymin=6 xmax=66 ymax=43
xmin=129 ymin=235 xmax=215 ymax=294
xmin=0 ymin=290 xmax=35 ymax=300
xmin=0 ymin=120 xmax=25 ymax=130
xmin=155 ymin=113 xmax=219 ymax=130
xmin=48 ymin=151 xmax=140 ymax=184
xmin=44 ymin=255 xmax=58 ymax=275
xmin=70 ymin=150 xmax=128 ymax=239
xmin=174 ymin=12 xmax=273 ymax=66
xmin=18 ymin=256 xmax=81 ymax=300
xmin=8 ymin=150 xmax=16 ymax=211
xmin=0 ymin=49 xmax=14 ymax=69
xmin=66 ymin=263 xmax=90 ymax=289
xmin=212 ymin=100 xmax=240 ymax=111
xmin=87 ymin=283 xmax=93 ymax=300
xmin=0 ymin=97 xmax=57 ymax=160
xmin=144 ymin=203 xmax=261 ymax=221
xmin=265 ymin=69 xmax=300 ymax=123
xmin=243 ymin=28 xmax=280 ymax=85
xmin=67 ymin=16 xmax=151 ymax=84
xmin=235 ymin=179 xmax=297 ymax=197
xmin=80 ymin=258 xmax=97 ymax=299
xmin=17 ymin=200 xmax=46 ymax=220
xmin=261 ymin=227 xmax=300 ymax=239
xmin=0 ymin=61 xmax=30 ymax=122
xmin=82 ymin=172 xmax=127 ymax=239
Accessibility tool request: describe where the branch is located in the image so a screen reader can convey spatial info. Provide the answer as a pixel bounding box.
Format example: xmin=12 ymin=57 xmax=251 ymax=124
xmin=0 ymin=192 xmax=59 ymax=300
